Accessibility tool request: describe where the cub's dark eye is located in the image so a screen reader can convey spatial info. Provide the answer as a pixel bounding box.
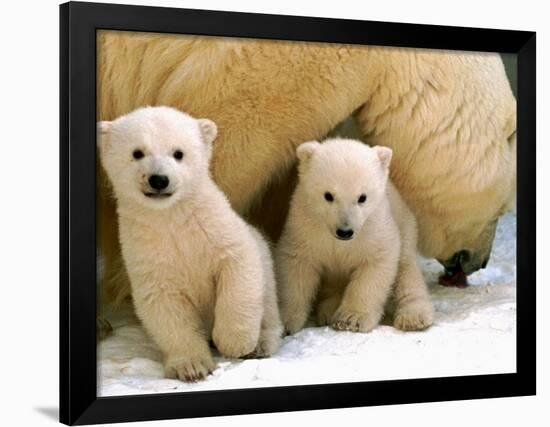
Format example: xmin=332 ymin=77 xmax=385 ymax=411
xmin=173 ymin=150 xmax=184 ymax=160
xmin=358 ymin=194 xmax=367 ymax=204
xmin=132 ymin=149 xmax=144 ymax=160
xmin=324 ymin=192 xmax=334 ymax=202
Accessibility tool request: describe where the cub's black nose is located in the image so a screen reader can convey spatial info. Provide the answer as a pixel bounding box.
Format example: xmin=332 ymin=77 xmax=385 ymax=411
xmin=148 ymin=174 xmax=169 ymax=191
xmin=336 ymin=228 xmax=354 ymax=240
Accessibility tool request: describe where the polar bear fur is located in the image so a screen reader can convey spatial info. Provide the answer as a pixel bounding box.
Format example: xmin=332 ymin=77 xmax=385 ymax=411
xmin=97 ymin=106 xmax=282 ymax=381
xmin=355 ymin=49 xmax=517 ymax=273
xmin=276 ymin=138 xmax=433 ymax=334
xmin=97 ymin=31 xmax=516 ymax=302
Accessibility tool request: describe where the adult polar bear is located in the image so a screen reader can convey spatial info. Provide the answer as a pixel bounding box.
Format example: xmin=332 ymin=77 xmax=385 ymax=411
xmin=98 ymin=31 xmax=516 ymax=302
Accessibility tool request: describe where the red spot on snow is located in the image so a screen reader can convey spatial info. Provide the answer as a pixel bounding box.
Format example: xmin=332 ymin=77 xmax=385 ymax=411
xmin=439 ymin=271 xmax=468 ymax=288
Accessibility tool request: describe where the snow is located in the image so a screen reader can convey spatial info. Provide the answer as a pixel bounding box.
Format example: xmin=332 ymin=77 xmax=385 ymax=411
xmin=97 ymin=212 xmax=516 ymax=397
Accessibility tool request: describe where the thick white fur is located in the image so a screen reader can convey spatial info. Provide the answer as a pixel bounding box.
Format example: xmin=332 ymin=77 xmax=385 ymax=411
xmin=98 ymin=106 xmax=283 ymax=381
xmin=276 ymin=138 xmax=433 ymax=334
xmin=97 ymin=32 xmax=516 ymax=302
xmin=356 ymin=49 xmax=516 ymax=268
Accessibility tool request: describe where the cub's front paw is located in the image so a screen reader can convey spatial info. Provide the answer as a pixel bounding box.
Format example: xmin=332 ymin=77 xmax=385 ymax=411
xmin=315 ymin=296 xmax=341 ymax=326
xmin=281 ymin=310 xmax=308 ymax=335
xmin=394 ymin=301 xmax=434 ymax=331
xmin=247 ymin=328 xmax=282 ymax=358
xmin=213 ymin=326 xmax=259 ymax=358
xmin=331 ymin=307 xmax=380 ymax=333
xmin=164 ymin=353 xmax=216 ymax=382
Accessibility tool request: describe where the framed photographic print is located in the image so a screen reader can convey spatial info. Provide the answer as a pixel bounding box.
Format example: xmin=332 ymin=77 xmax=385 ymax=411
xmin=60 ymin=1 xmax=536 ymax=425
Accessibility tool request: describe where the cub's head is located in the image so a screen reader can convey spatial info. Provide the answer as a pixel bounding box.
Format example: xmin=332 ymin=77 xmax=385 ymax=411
xmin=98 ymin=106 xmax=217 ymax=210
xmin=295 ymin=138 xmax=392 ymax=241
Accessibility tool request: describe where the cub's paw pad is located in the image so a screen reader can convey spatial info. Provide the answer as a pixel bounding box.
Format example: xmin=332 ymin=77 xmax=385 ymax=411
xmin=331 ymin=309 xmax=378 ymax=333
xmin=394 ymin=304 xmax=434 ymax=331
xmin=164 ymin=356 xmax=216 ymax=382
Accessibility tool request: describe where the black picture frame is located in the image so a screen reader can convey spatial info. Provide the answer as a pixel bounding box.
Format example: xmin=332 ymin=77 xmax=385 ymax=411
xmin=59 ymin=1 xmax=536 ymax=425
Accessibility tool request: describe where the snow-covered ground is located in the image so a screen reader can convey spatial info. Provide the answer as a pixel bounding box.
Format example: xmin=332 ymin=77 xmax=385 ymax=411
xmin=97 ymin=212 xmax=516 ymax=397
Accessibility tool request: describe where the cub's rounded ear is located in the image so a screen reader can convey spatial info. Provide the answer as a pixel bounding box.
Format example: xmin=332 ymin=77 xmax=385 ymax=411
xmin=296 ymin=141 xmax=320 ymax=163
xmin=198 ymin=119 xmax=218 ymax=146
xmin=98 ymin=121 xmax=111 ymax=136
xmin=97 ymin=121 xmax=112 ymax=151
xmin=373 ymin=146 xmax=392 ymax=170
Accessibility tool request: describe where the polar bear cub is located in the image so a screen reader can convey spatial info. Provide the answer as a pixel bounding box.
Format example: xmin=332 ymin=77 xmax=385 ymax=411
xmin=276 ymin=138 xmax=433 ymax=334
xmin=98 ymin=106 xmax=282 ymax=382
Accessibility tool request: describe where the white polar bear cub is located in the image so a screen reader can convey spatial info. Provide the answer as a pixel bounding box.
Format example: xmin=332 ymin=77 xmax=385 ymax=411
xmin=98 ymin=106 xmax=282 ymax=382
xmin=276 ymin=138 xmax=433 ymax=334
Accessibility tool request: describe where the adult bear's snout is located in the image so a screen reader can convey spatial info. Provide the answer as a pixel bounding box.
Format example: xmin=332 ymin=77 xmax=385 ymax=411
xmin=440 ymin=249 xmax=490 ymax=275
